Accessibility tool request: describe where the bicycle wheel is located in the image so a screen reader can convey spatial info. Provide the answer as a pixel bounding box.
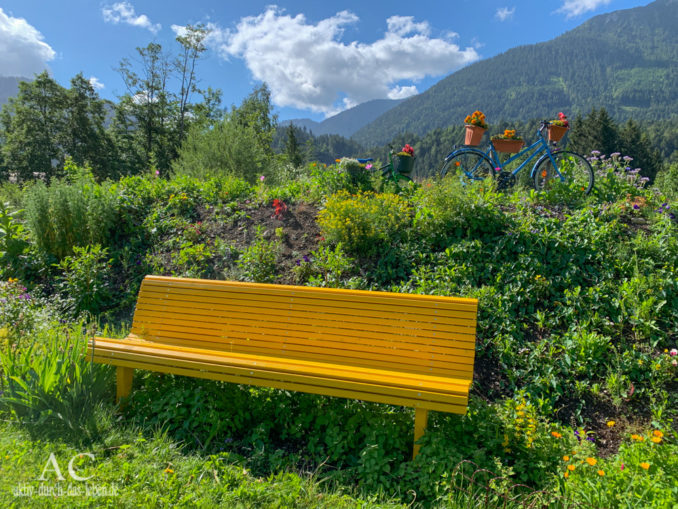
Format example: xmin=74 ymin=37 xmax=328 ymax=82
xmin=440 ymin=149 xmax=494 ymax=184
xmin=533 ymin=151 xmax=594 ymax=194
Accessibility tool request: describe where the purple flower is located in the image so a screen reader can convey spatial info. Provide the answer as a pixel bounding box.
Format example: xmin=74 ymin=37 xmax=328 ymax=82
xmin=623 ymin=156 xmax=633 ymax=162
xmin=633 ymin=204 xmax=640 ymax=210
xmin=610 ymin=152 xmax=621 ymax=158
xmin=295 ymin=259 xmax=301 ymax=266
xmin=591 ymin=150 xmax=601 ymax=156
xmin=303 ymin=255 xmax=310 ymax=263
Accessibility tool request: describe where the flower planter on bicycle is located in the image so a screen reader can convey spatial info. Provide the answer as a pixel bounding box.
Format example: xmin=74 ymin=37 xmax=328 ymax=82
xmin=440 ymin=117 xmax=593 ymax=194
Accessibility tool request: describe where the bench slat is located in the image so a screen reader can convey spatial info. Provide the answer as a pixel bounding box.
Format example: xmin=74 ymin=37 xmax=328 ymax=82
xmin=141 ymin=277 xmax=478 ymax=313
xmin=94 ymin=355 xmax=468 ymax=414
xmin=132 ymin=308 xmax=476 ymax=349
xmin=125 ymin=328 xmax=474 ymax=375
xmin=131 ymin=312 xmax=476 ymax=361
xmin=89 ymin=344 xmax=471 ymax=405
xmin=136 ymin=290 xmax=478 ymax=329
xmin=90 ymin=337 xmax=472 ymax=393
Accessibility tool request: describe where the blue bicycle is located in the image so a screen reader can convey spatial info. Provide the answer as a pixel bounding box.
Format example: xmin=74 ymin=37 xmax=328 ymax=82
xmin=440 ymin=121 xmax=594 ymax=194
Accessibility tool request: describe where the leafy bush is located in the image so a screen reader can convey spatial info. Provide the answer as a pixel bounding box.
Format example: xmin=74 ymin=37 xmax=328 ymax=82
xmin=318 ymin=191 xmax=412 ymax=256
xmin=56 ymin=243 xmax=113 ymax=317
xmin=412 ymin=177 xmax=509 ymax=249
xmin=236 ymin=226 xmax=281 ymax=283
xmin=559 ymin=429 xmax=678 ymax=508
xmin=24 ymin=161 xmax=118 ymax=260
xmin=0 ymin=201 xmax=28 ymax=278
xmin=0 ymin=321 xmax=111 ymax=442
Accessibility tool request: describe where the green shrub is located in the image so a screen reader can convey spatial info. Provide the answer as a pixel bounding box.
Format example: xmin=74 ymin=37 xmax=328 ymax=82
xmin=559 ymin=429 xmax=678 ymax=508
xmin=318 ymin=191 xmax=412 ymax=257
xmin=412 ymin=177 xmax=509 ymax=249
xmin=0 ymin=321 xmax=111 ymax=442
xmin=0 ymin=202 xmax=28 ymax=278
xmin=237 ymin=226 xmax=281 ymax=283
xmin=56 ymin=244 xmax=113 ymax=317
xmin=24 ymin=161 xmax=118 ymax=260
xmin=653 ymin=162 xmax=678 ymax=200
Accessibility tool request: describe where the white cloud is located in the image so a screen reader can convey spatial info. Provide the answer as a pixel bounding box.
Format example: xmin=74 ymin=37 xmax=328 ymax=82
xmin=102 ymin=2 xmax=160 ymax=34
xmin=209 ymin=8 xmax=479 ymax=116
xmin=89 ymin=76 xmax=104 ymax=90
xmin=388 ymin=85 xmax=419 ymax=100
xmin=495 ymin=7 xmax=516 ymax=22
xmin=557 ymin=0 xmax=612 ymax=18
xmin=0 ymin=8 xmax=55 ymax=77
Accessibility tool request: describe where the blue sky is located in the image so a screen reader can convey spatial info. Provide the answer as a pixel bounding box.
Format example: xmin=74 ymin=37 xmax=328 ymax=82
xmin=0 ymin=0 xmax=652 ymax=121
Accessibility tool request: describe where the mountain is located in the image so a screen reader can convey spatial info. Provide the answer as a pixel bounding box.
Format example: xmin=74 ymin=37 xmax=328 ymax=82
xmin=353 ymin=0 xmax=678 ymax=146
xmin=0 ymin=77 xmax=27 ymax=107
xmin=285 ymin=98 xmax=402 ymax=137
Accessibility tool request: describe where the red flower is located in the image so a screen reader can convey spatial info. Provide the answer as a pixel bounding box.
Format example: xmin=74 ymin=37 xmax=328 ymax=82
xmin=272 ymin=199 xmax=287 ymax=219
xmin=401 ymin=144 xmax=415 ymax=156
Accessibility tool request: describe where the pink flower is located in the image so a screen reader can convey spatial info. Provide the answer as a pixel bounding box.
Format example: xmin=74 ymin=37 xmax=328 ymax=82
xmin=620 ymin=463 xmax=625 ymax=471
xmin=155 ymin=170 xmax=160 ymax=176
xmin=672 ymin=359 xmax=677 ymax=367
xmin=670 ymin=348 xmax=677 ymax=357
xmin=259 ymin=175 xmax=265 ymax=182
xmin=365 ymin=163 xmax=373 ymax=170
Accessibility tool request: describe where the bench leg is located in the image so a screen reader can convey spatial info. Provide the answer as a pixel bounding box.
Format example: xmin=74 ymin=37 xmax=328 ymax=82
xmin=413 ymin=408 xmax=429 ymax=460
xmin=116 ymin=366 xmax=134 ymax=405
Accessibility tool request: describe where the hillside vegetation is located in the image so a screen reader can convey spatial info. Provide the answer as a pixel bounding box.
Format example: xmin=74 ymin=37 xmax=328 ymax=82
xmin=0 ymin=153 xmax=676 ymax=506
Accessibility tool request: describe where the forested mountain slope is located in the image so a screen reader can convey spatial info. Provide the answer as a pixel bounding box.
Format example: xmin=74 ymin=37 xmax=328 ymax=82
xmin=353 ymin=0 xmax=678 ymax=146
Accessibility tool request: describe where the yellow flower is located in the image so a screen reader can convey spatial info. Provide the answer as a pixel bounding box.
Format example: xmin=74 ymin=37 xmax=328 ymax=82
xmin=606 ymin=420 xmax=615 ymax=427
xmin=651 ymin=436 xmax=662 ymax=444
xmin=563 ymin=456 xmax=570 ymax=462
xmin=640 ymin=462 xmax=650 ymax=470
xmin=567 ymin=464 xmax=575 ymax=471
xmin=164 ymin=468 xmax=174 ymax=474
xmin=586 ymin=457 xmax=597 ymax=466
xmin=597 ymin=470 xmax=605 ymax=476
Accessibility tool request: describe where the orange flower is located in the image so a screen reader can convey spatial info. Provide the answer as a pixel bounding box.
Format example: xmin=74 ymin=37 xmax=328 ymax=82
xmin=586 ymin=457 xmax=597 ymax=466
xmin=564 ymin=471 xmax=569 ymax=478
xmin=640 ymin=462 xmax=650 ymax=470
xmin=567 ymin=464 xmax=576 ymax=471
xmin=597 ymin=470 xmax=605 ymax=476
xmin=631 ymin=434 xmax=645 ymax=442
xmin=551 ymin=431 xmax=562 ymax=438
xmin=651 ymin=436 xmax=662 ymax=444
xmin=563 ymin=456 xmax=570 ymax=462
xmin=653 ymin=430 xmax=664 ymax=438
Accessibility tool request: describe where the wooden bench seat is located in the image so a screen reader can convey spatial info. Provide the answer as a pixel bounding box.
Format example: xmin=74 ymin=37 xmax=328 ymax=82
xmin=87 ymin=275 xmax=478 ymax=458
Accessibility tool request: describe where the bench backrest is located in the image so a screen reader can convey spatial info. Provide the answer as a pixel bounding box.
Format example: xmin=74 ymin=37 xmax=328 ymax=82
xmin=131 ymin=276 xmax=478 ymax=380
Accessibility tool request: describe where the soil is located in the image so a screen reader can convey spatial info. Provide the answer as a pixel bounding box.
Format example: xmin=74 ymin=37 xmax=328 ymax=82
xmin=197 ymin=201 xmax=322 ymax=284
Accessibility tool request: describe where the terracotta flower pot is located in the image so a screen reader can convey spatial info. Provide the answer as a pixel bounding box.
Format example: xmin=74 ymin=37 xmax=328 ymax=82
xmin=547 ymin=125 xmax=569 ymax=142
xmin=492 ymin=139 xmax=524 ymax=153
xmin=465 ymin=125 xmax=486 ymax=146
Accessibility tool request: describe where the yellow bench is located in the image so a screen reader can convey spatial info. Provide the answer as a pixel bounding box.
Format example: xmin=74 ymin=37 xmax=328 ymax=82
xmin=87 ymin=275 xmax=478 ymax=458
